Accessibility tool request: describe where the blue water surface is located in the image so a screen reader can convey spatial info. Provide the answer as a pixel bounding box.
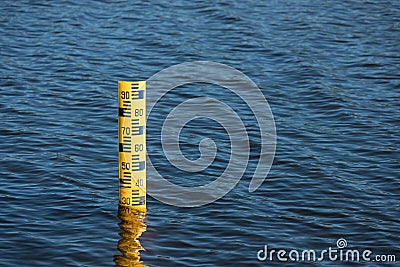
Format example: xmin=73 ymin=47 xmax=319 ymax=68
xmin=0 ymin=0 xmax=399 ymax=266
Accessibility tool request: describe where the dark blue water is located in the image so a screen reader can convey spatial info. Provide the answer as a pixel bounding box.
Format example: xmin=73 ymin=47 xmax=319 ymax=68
xmin=1 ymin=0 xmax=399 ymax=266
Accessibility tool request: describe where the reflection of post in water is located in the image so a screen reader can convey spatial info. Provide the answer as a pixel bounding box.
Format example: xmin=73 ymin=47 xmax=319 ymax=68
xmin=114 ymin=205 xmax=147 ymax=267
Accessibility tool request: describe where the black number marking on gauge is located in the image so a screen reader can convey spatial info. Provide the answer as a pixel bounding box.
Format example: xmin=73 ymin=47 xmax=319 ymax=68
xmin=120 ymin=196 xmax=131 ymax=205
xmin=122 ymin=126 xmax=131 ymax=135
xmin=134 ymin=108 xmax=144 ymax=117
xmin=135 ymin=178 xmax=144 ymax=187
xmin=134 ymin=144 xmax=144 ymax=152
xmin=121 ymin=91 xmax=130 ymax=100
xmin=121 ymin=162 xmax=130 ymax=170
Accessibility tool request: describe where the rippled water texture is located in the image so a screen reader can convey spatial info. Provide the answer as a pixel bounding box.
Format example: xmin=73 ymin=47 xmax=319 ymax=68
xmin=1 ymin=0 xmax=399 ymax=266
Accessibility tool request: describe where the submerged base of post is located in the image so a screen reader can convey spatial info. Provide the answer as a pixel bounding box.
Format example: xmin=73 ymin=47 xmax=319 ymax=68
xmin=114 ymin=205 xmax=146 ymax=266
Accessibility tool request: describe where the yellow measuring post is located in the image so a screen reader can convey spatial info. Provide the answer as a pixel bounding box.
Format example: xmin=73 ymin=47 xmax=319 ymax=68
xmin=118 ymin=81 xmax=146 ymax=212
